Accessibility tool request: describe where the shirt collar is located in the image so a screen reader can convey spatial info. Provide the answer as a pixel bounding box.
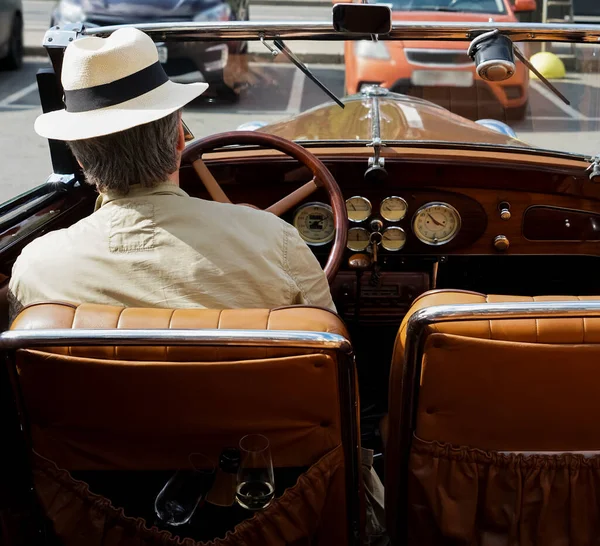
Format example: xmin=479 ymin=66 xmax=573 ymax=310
xmin=95 ymin=183 xmax=190 ymax=211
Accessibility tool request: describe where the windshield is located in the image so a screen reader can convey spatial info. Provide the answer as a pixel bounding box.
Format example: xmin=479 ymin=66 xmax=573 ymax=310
xmin=1 ymin=4 xmax=600 ymax=203
xmin=373 ymin=0 xmax=506 ymax=14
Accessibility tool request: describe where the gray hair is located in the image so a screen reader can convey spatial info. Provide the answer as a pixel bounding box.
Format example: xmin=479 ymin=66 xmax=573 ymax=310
xmin=68 ymin=110 xmax=181 ymax=195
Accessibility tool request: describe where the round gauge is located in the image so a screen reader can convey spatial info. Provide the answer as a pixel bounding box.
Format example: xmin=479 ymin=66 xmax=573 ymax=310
xmin=412 ymin=202 xmax=461 ymax=246
xmin=381 ymin=227 xmax=407 ymax=251
xmin=293 ymin=202 xmax=335 ymax=246
xmin=347 ymin=227 xmax=370 ymax=252
xmin=380 ymin=196 xmax=408 ymax=222
xmin=346 ymin=196 xmax=372 ymax=223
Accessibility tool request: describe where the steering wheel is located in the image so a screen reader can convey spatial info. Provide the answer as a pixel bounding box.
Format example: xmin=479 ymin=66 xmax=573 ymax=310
xmin=181 ymin=131 xmax=347 ymax=283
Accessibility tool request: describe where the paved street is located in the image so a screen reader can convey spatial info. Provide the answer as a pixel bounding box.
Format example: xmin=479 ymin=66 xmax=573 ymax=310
xmin=1 ymin=2 xmax=600 ymax=203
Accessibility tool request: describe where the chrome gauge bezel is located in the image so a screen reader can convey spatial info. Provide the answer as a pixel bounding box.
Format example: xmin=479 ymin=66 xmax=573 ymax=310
xmin=347 ymin=227 xmax=370 ymax=252
xmin=293 ymin=202 xmax=335 ymax=246
xmin=345 ymin=196 xmax=372 ymax=223
xmin=380 ymin=196 xmax=408 ymax=222
xmin=412 ymin=202 xmax=462 ymax=246
xmin=381 ymin=226 xmax=407 ymax=251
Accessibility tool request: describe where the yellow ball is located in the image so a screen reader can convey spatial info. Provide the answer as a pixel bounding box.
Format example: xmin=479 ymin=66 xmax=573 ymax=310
xmin=529 ymin=52 xmax=566 ymax=79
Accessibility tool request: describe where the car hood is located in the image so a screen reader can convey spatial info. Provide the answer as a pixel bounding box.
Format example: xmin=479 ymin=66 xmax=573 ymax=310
xmin=78 ymin=0 xmax=215 ymax=18
xmin=260 ymin=92 xmax=527 ymax=147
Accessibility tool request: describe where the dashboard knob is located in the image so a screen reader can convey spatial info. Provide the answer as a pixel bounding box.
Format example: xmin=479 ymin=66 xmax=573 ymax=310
xmin=348 ymin=253 xmax=372 ymax=270
xmin=498 ymin=201 xmax=511 ymax=221
xmin=370 ymin=219 xmax=384 ymax=232
xmin=494 ymin=235 xmax=510 ymax=251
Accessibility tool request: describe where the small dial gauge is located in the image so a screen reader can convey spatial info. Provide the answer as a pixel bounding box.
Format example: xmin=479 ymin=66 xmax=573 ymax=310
xmin=380 ymin=196 xmax=408 ymax=222
xmin=347 ymin=227 xmax=370 ymax=251
xmin=346 ymin=196 xmax=372 ymax=223
xmin=412 ymin=202 xmax=461 ymax=246
xmin=381 ymin=227 xmax=407 ymax=251
xmin=293 ymin=202 xmax=335 ymax=246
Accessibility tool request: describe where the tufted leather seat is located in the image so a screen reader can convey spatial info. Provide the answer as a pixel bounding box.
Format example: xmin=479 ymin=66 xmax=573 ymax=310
xmin=11 ymin=302 xmax=352 ymax=470
xmin=8 ymin=302 xmax=360 ymax=546
xmin=385 ymin=289 xmax=600 ymax=546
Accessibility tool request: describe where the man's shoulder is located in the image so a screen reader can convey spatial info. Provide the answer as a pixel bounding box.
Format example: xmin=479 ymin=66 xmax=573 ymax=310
xmin=181 ymin=197 xmax=290 ymax=230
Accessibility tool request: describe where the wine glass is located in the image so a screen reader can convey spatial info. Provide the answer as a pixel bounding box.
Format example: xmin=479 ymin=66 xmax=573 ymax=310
xmin=235 ymin=434 xmax=275 ymax=511
xmin=154 ymin=453 xmax=216 ymax=526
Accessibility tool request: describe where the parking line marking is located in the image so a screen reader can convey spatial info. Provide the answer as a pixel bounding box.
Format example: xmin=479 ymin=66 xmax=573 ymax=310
xmin=530 ymin=80 xmax=587 ymax=121
xmin=0 ymin=82 xmax=39 ymax=107
xmin=286 ymin=69 xmax=306 ymax=113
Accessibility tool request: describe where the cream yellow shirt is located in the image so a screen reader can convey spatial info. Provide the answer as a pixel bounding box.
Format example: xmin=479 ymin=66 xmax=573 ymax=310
xmin=9 ymin=183 xmax=335 ymax=319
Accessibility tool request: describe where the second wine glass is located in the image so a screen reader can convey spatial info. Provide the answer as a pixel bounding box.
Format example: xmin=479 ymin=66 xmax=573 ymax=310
xmin=235 ymin=434 xmax=275 ymax=511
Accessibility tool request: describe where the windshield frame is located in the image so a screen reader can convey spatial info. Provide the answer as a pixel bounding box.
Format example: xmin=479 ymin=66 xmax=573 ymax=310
xmin=43 ymin=20 xmax=600 ymax=162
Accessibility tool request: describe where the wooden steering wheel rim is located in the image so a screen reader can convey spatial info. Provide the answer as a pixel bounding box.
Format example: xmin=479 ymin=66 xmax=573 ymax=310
xmin=182 ymin=131 xmax=347 ymax=283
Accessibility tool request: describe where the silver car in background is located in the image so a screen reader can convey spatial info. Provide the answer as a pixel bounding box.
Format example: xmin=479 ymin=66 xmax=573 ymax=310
xmin=0 ymin=0 xmax=22 ymax=70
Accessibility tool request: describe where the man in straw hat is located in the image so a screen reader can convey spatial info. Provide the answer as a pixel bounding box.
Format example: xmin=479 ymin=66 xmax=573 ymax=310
xmin=8 ymin=27 xmax=334 ymax=321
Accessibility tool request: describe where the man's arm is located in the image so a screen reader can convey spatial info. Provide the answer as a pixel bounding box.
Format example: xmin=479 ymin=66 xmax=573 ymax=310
xmin=283 ymin=224 xmax=336 ymax=312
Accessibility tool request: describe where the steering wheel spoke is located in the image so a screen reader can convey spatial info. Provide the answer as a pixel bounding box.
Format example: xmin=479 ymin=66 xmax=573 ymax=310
xmin=266 ymin=177 xmax=321 ymax=216
xmin=192 ymin=158 xmax=232 ymax=204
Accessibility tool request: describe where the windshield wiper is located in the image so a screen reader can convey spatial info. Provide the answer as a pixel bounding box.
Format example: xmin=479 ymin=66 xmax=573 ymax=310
xmin=512 ymin=45 xmax=570 ymax=105
xmin=272 ymin=39 xmax=345 ymax=109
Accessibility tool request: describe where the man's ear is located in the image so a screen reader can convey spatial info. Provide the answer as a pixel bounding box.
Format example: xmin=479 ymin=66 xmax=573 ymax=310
xmin=177 ymin=118 xmax=185 ymax=152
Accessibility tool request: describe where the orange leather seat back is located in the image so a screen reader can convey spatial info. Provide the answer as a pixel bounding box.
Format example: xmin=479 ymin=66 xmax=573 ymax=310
xmin=11 ymin=302 xmax=351 ymax=472
xmin=387 ymin=290 xmax=600 ymax=545
xmin=394 ymin=290 xmax=600 ymax=451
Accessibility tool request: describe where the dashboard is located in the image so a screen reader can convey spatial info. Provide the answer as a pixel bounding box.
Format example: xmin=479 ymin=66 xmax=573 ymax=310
xmin=177 ymin=149 xmax=600 ymax=322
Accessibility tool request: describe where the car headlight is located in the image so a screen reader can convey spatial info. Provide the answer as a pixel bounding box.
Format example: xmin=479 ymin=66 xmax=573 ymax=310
xmin=55 ymin=0 xmax=85 ymax=23
xmin=193 ymin=3 xmax=232 ymax=22
xmin=354 ymin=40 xmax=390 ymax=60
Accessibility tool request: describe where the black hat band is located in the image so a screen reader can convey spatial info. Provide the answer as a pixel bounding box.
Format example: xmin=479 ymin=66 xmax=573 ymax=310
xmin=64 ymin=61 xmax=169 ymax=113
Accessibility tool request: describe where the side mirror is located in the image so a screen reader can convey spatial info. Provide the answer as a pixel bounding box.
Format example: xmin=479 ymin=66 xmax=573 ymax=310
xmin=332 ymin=3 xmax=392 ymax=35
xmin=512 ymin=0 xmax=536 ymax=13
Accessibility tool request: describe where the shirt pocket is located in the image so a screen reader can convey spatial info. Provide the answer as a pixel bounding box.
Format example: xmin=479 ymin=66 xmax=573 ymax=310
xmin=109 ymin=202 xmax=156 ymax=253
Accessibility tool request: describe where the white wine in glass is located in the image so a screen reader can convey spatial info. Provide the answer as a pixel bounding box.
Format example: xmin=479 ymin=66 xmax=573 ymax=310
xmin=236 ymin=434 xmax=275 ymax=511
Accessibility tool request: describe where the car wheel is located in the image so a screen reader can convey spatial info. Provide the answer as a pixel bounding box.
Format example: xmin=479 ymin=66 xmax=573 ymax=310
xmin=0 ymin=14 xmax=24 ymax=71
xmin=506 ymin=102 xmax=528 ymax=121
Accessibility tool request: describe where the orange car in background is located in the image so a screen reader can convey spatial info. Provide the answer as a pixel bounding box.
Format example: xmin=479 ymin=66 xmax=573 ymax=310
xmin=343 ymin=0 xmax=536 ymax=119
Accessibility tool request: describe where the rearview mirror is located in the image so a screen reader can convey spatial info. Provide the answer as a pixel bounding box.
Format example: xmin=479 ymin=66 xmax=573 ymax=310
xmin=332 ymin=4 xmax=392 ymax=35
xmin=512 ymin=0 xmax=536 ymax=13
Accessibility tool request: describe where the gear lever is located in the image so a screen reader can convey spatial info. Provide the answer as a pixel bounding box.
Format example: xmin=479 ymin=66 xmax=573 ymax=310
xmin=348 ymin=253 xmax=372 ymax=322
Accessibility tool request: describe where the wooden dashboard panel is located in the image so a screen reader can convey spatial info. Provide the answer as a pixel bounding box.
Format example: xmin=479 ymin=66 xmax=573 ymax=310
xmin=179 ymin=151 xmax=600 ymax=259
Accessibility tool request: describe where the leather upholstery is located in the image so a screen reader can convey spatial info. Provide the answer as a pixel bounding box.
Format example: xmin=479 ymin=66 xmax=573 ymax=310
xmin=392 ymin=290 xmax=600 ymax=450
xmin=386 ymin=289 xmax=600 ymax=545
xmin=11 ymin=302 xmax=352 ymax=472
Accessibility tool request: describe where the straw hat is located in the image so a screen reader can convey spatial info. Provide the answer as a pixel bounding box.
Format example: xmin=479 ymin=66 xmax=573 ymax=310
xmin=34 ymin=27 xmax=208 ymax=141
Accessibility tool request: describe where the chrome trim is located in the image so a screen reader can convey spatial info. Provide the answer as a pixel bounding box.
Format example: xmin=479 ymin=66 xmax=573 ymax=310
xmin=411 ymin=202 xmax=462 ymax=246
xmin=346 ymin=196 xmax=372 ymax=223
xmin=381 ymin=226 xmax=407 ymax=251
xmin=79 ymin=21 xmax=600 ymax=43
xmin=293 ymin=202 xmax=335 ymax=247
xmin=0 ymin=328 xmax=352 ymax=353
xmin=391 ymin=300 xmax=600 ymax=544
xmin=404 ymin=48 xmax=472 ymax=68
xmin=347 ymin=226 xmax=370 ymax=251
xmin=380 ymin=196 xmax=408 ymax=222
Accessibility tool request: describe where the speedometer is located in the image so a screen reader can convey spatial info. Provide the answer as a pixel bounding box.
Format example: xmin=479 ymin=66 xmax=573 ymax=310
xmin=412 ymin=202 xmax=461 ymax=246
xmin=293 ymin=202 xmax=335 ymax=246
